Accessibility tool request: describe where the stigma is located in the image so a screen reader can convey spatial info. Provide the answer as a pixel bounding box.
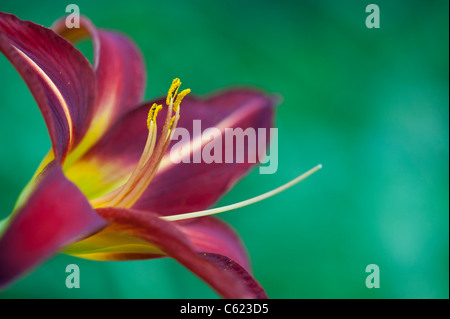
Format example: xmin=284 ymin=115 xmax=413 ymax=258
xmin=91 ymin=78 xmax=190 ymax=208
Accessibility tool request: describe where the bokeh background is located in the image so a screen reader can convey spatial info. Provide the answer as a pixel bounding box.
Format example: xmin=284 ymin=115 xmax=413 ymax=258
xmin=0 ymin=0 xmax=448 ymax=298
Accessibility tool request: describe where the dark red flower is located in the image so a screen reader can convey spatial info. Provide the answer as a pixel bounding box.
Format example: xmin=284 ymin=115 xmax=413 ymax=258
xmin=0 ymin=12 xmax=320 ymax=298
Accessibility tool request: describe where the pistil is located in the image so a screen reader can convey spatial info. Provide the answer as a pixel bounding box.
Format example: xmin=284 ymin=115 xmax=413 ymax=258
xmin=161 ymin=164 xmax=323 ymax=221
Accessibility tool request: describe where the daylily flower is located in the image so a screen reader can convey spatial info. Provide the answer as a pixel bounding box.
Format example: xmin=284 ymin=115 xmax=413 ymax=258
xmin=0 ymin=12 xmax=320 ymax=298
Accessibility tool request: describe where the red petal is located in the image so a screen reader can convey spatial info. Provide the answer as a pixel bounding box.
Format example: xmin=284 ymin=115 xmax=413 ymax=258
xmin=96 ymin=207 xmax=267 ymax=299
xmin=0 ymin=162 xmax=106 ymax=288
xmin=0 ymin=12 xmax=96 ymax=161
xmin=52 ymin=16 xmax=146 ymax=133
xmin=177 ymin=217 xmax=250 ymax=272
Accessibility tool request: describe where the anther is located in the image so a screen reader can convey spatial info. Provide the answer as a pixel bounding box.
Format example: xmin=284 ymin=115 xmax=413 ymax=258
xmin=166 ymin=78 xmax=181 ymax=105
xmin=173 ymin=89 xmax=191 ymax=112
xmin=147 ymin=103 xmax=163 ymax=129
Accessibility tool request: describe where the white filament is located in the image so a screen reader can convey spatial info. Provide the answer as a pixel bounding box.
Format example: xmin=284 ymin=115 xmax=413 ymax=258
xmin=161 ymin=164 xmax=322 ymax=222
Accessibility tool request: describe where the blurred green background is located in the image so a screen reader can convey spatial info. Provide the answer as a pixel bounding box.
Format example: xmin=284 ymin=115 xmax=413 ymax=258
xmin=0 ymin=0 xmax=448 ymax=298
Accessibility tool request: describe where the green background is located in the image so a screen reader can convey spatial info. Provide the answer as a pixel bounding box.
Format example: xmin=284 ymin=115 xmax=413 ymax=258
xmin=0 ymin=0 xmax=448 ymax=298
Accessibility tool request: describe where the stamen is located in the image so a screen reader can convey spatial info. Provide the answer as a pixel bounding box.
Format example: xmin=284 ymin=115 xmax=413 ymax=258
xmin=108 ymin=99 xmax=173 ymax=208
xmin=90 ymin=105 xmax=160 ymax=208
xmin=160 ymin=164 xmax=323 ymax=222
xmin=91 ymin=79 xmax=189 ymax=209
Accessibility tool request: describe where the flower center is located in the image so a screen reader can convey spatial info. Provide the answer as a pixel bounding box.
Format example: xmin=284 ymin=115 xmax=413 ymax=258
xmin=91 ymin=78 xmax=190 ymax=209
xmin=90 ymin=78 xmax=322 ymax=221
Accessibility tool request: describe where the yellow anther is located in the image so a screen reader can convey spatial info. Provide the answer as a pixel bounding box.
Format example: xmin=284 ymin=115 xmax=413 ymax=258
xmin=166 ymin=78 xmax=181 ymax=105
xmin=173 ymin=89 xmax=191 ymax=112
xmin=147 ymin=103 xmax=163 ymax=129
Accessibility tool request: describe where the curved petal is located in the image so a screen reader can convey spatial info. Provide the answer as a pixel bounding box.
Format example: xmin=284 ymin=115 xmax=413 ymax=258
xmin=0 ymin=12 xmax=96 ymax=161
xmin=65 ymin=216 xmax=251 ymax=273
xmin=63 ymin=89 xmax=276 ymax=203
xmin=0 ymin=162 xmax=106 ymax=288
xmin=177 ymin=217 xmax=250 ymax=272
xmin=73 ymin=207 xmax=266 ymax=299
xmin=52 ymin=16 xmax=146 ymax=160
